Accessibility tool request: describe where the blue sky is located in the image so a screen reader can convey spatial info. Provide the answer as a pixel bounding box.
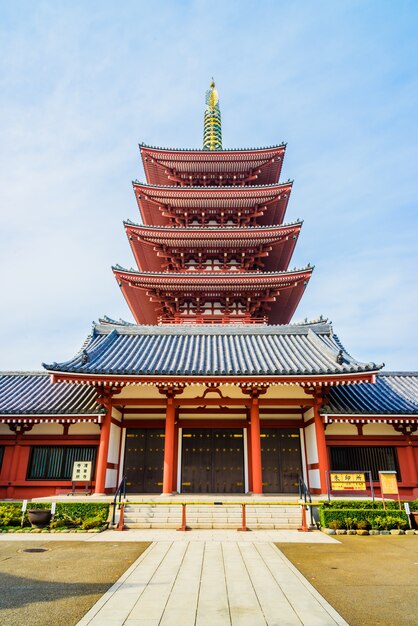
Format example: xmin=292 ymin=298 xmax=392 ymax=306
xmin=0 ymin=0 xmax=417 ymax=371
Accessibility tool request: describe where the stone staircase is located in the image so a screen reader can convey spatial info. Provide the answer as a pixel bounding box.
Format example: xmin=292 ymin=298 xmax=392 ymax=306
xmin=120 ymin=502 xmax=303 ymax=530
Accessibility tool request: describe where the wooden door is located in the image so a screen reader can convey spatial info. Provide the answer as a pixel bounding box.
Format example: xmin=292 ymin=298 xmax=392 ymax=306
xmin=181 ymin=429 xmax=244 ymax=493
xmin=124 ymin=429 xmax=164 ymax=493
xmin=261 ymin=428 xmax=301 ymax=493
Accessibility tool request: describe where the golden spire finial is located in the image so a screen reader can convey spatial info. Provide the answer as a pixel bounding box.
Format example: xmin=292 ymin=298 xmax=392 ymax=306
xmin=203 ymin=78 xmax=222 ymax=150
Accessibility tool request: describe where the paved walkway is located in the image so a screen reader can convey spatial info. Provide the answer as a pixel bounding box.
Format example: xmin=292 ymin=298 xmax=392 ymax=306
xmin=73 ymin=533 xmax=347 ymax=626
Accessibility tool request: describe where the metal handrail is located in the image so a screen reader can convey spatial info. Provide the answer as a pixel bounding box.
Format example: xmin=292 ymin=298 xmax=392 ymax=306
xmin=298 ymin=475 xmax=312 ymax=504
xmin=298 ymin=475 xmax=315 ymax=527
xmin=111 ymin=475 xmax=127 ymax=526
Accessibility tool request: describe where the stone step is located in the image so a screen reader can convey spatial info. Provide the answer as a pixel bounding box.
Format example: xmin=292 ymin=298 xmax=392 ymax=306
xmin=120 ymin=503 xmax=303 ymax=529
xmin=124 ymin=521 xmax=299 ymax=530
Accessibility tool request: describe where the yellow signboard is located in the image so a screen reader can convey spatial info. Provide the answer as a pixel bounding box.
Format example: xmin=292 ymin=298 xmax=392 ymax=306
xmin=330 ymin=472 xmax=366 ymax=491
xmin=379 ymin=471 xmax=398 ymax=495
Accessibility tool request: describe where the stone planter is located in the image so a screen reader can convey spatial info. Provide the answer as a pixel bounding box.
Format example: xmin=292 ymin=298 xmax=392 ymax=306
xmin=411 ymin=512 xmax=418 ymax=529
xmin=28 ymin=509 xmax=52 ymax=529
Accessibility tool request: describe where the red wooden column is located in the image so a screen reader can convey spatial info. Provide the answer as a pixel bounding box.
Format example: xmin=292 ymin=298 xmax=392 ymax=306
xmin=313 ymin=399 xmax=329 ymax=494
xmin=95 ymin=391 xmax=113 ymax=495
xmin=246 ymin=415 xmax=253 ymax=493
xmin=250 ymin=394 xmax=263 ymax=495
xmin=162 ymin=394 xmax=176 ymax=495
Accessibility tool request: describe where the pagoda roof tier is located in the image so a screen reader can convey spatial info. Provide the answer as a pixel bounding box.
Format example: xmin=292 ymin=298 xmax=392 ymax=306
xmin=44 ymin=319 xmax=381 ymax=385
xmin=132 ymin=182 xmax=292 ymax=227
xmin=140 ymin=144 xmax=286 ymax=187
xmin=112 ymin=266 xmax=313 ymax=325
xmin=124 ymin=221 xmax=302 ymax=273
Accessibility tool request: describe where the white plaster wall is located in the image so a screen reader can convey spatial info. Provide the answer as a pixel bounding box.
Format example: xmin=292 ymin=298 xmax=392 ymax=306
xmin=108 ymin=423 xmax=121 ymax=464
xmin=299 ymin=427 xmax=308 ymax=485
xmin=68 ymin=423 xmax=101 ymax=435
xmin=362 ymin=423 xmax=399 ymax=435
xmin=303 ymin=407 xmax=314 ymax=422
xmin=0 ymin=424 xmax=11 ymax=434
xmin=118 ymin=429 xmax=127 ymax=486
xmin=325 ymin=423 xmax=358 ymax=435
xmin=111 ymin=407 xmax=122 ymax=422
xmin=308 ymin=468 xmax=321 ymax=489
xmin=29 ymin=423 xmax=63 ymax=435
xmin=105 ymin=468 xmax=118 ymax=489
xmin=304 ymin=423 xmax=318 ymax=465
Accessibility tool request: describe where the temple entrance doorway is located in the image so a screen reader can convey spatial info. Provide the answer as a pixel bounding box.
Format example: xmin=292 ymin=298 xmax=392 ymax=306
xmin=261 ymin=428 xmax=302 ymax=493
xmin=124 ymin=428 xmax=164 ymax=493
xmin=181 ymin=429 xmax=245 ymax=493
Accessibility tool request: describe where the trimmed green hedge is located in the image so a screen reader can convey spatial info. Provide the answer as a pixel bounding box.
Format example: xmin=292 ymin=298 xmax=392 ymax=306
xmin=319 ymin=507 xmax=409 ymax=530
xmin=0 ymin=502 xmax=109 ymax=530
xmin=321 ymin=500 xmax=400 ymax=510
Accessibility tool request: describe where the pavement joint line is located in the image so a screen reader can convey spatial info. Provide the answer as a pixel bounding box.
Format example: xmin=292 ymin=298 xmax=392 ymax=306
xmin=237 ymin=541 xmax=279 ymax=626
xmin=77 ymin=542 xmax=173 ymax=626
xmin=239 ymin=542 xmax=304 ymax=626
xmin=223 ymin=541 xmax=267 ymax=625
xmin=221 ymin=542 xmax=233 ymax=625
xmin=125 ymin=541 xmax=178 ymax=621
xmin=75 ymin=541 xmax=158 ymax=626
xmin=194 ymin=541 xmax=206 ymax=625
xmin=157 ymin=541 xmax=190 ymax=623
xmin=258 ymin=543 xmax=349 ymax=626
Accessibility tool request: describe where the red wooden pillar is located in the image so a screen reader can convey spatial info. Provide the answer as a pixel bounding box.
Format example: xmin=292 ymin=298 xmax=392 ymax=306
xmin=313 ymin=401 xmax=329 ymax=493
xmin=162 ymin=396 xmax=176 ymax=494
xmin=250 ymin=395 xmax=263 ymax=494
xmin=6 ymin=433 xmax=22 ymax=498
xmin=95 ymin=400 xmax=112 ymax=495
xmin=404 ymin=437 xmax=418 ymax=484
xmin=246 ymin=417 xmax=253 ymax=492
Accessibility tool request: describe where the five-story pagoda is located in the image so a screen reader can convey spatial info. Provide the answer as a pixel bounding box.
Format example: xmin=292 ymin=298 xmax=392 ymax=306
xmin=44 ymin=82 xmax=380 ymax=498
xmin=114 ymin=81 xmax=312 ymax=325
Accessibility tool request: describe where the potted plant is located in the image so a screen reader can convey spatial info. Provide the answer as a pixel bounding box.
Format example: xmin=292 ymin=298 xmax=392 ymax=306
xmin=28 ymin=509 xmax=52 ymax=528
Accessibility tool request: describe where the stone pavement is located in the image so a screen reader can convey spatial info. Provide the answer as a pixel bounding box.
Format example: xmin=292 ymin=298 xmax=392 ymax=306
xmin=69 ymin=531 xmax=347 ymax=626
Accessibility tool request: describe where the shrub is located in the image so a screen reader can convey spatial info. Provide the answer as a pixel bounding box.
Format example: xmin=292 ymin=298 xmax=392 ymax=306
xmin=81 ymin=516 xmax=106 ymax=530
xmin=322 ymin=500 xmax=398 ymax=511
xmin=343 ymin=517 xmax=357 ymax=530
xmin=0 ymin=502 xmax=109 ymax=530
xmin=356 ymin=519 xmax=370 ymax=531
xmin=0 ymin=504 xmax=24 ymax=528
xmin=319 ymin=507 xmax=409 ymax=531
xmin=328 ymin=519 xmax=341 ymax=530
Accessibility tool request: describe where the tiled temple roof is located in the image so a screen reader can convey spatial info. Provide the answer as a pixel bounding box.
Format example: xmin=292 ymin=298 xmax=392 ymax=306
xmin=43 ymin=320 xmax=381 ymax=379
xmin=323 ymin=373 xmax=418 ymax=415
xmin=140 ymin=144 xmax=287 ymax=186
xmin=0 ymin=372 xmax=103 ymax=416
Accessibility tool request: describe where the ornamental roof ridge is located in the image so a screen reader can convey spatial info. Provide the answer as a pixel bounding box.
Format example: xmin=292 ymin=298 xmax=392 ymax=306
xmin=379 ymin=371 xmax=418 ymax=377
xmin=132 ymin=180 xmax=293 ymax=190
xmin=112 ymin=264 xmax=313 ymax=276
xmin=90 ymin=320 xmax=334 ymax=337
xmin=139 ymin=143 xmax=287 ymax=152
xmin=123 ymin=219 xmax=303 ymax=230
xmin=0 ymin=370 xmax=48 ymax=376
xmin=100 ymin=315 xmax=136 ymax=326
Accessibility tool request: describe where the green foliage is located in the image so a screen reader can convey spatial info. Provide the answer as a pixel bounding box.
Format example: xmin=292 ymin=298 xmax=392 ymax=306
xmin=408 ymin=499 xmax=418 ymax=511
xmin=322 ymin=500 xmax=399 ymax=510
xmin=327 ymin=519 xmax=341 ymax=530
xmin=0 ymin=504 xmax=23 ymax=527
xmin=0 ymin=502 xmax=109 ymax=530
xmin=319 ymin=507 xmax=408 ymax=530
xmin=356 ymin=519 xmax=370 ymax=530
xmin=81 ymin=516 xmax=106 ymax=530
